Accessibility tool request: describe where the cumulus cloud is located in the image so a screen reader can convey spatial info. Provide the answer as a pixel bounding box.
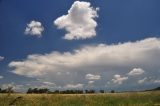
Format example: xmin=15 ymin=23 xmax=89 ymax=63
xmin=54 ymin=1 xmax=98 ymax=40
xmin=138 ymin=77 xmax=147 ymax=84
xmin=0 ymin=56 xmax=4 ymax=61
xmin=85 ymin=74 xmax=101 ymax=80
xmin=128 ymin=68 xmax=145 ymax=76
xmin=64 ymin=83 xmax=83 ymax=89
xmin=137 ymin=77 xmax=160 ymax=84
xmin=112 ymin=74 xmax=128 ymax=85
xmin=0 ymin=76 xmax=3 ymax=79
xmin=25 ymin=20 xmax=44 ymax=37
xmin=9 ymin=37 xmax=160 ymax=89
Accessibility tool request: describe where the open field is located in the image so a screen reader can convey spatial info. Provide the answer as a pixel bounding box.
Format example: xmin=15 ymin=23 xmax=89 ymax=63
xmin=0 ymin=91 xmax=160 ymax=106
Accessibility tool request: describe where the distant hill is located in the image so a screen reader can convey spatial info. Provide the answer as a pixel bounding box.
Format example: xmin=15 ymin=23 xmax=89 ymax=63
xmin=145 ymin=87 xmax=160 ymax=91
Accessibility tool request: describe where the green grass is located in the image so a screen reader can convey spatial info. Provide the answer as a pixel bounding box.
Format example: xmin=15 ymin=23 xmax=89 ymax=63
xmin=0 ymin=91 xmax=160 ymax=106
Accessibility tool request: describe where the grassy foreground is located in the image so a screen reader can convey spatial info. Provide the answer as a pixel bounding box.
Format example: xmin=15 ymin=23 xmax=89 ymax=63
xmin=0 ymin=91 xmax=160 ymax=106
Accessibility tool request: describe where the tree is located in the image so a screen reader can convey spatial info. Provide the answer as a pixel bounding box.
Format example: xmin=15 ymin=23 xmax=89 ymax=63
xmin=53 ymin=90 xmax=60 ymax=94
xmin=7 ymin=87 xmax=14 ymax=96
xmin=85 ymin=90 xmax=95 ymax=93
xmin=0 ymin=87 xmax=14 ymax=94
xmin=33 ymin=88 xmax=39 ymax=93
xmin=39 ymin=88 xmax=49 ymax=93
xmin=27 ymin=88 xmax=33 ymax=94
xmin=111 ymin=90 xmax=115 ymax=93
xmin=26 ymin=88 xmax=50 ymax=94
xmin=100 ymin=90 xmax=105 ymax=93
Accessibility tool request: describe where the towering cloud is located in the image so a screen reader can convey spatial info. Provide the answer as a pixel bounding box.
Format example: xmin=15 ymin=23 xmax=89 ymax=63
xmin=54 ymin=1 xmax=99 ymax=40
xmin=25 ymin=20 xmax=44 ymax=37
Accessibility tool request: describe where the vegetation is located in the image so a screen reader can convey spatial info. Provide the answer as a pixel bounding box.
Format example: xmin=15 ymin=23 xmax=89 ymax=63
xmin=0 ymin=91 xmax=160 ymax=106
xmin=145 ymin=87 xmax=160 ymax=91
xmin=110 ymin=90 xmax=115 ymax=93
xmin=0 ymin=87 xmax=159 ymax=105
xmin=27 ymin=88 xmax=50 ymax=94
xmin=0 ymin=87 xmax=14 ymax=94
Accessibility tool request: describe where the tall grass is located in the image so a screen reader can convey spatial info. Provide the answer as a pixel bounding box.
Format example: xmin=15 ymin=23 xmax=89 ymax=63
xmin=0 ymin=91 xmax=159 ymax=106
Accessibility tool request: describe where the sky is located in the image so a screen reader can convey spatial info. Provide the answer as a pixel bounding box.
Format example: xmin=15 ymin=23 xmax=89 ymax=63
xmin=0 ymin=0 xmax=160 ymax=92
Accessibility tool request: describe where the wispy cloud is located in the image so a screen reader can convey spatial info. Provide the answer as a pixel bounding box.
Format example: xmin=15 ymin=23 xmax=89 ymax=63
xmin=43 ymin=82 xmax=56 ymax=86
xmin=0 ymin=76 xmax=3 ymax=79
xmin=153 ymin=80 xmax=160 ymax=83
xmin=0 ymin=82 xmax=24 ymax=91
xmin=64 ymin=83 xmax=83 ymax=89
xmin=85 ymin=74 xmax=101 ymax=80
xmin=88 ymin=81 xmax=94 ymax=84
xmin=138 ymin=77 xmax=147 ymax=84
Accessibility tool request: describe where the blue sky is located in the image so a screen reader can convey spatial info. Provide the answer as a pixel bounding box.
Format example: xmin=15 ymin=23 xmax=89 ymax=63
xmin=0 ymin=0 xmax=160 ymax=92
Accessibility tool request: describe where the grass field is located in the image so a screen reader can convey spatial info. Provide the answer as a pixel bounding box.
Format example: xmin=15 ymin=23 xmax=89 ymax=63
xmin=0 ymin=91 xmax=160 ymax=106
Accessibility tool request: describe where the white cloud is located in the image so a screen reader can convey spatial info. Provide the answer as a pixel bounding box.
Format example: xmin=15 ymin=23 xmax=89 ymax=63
xmin=88 ymin=81 xmax=94 ymax=84
xmin=153 ymin=80 xmax=160 ymax=83
xmin=25 ymin=20 xmax=44 ymax=37
xmin=9 ymin=37 xmax=160 ymax=77
xmin=138 ymin=77 xmax=147 ymax=84
xmin=112 ymin=74 xmax=128 ymax=85
xmin=54 ymin=1 xmax=98 ymax=40
xmin=24 ymin=81 xmax=59 ymax=90
xmin=57 ymin=72 xmax=62 ymax=75
xmin=0 ymin=76 xmax=3 ymax=79
xmin=43 ymin=82 xmax=56 ymax=86
xmin=0 ymin=56 xmax=4 ymax=61
xmin=64 ymin=83 xmax=83 ymax=89
xmin=128 ymin=68 xmax=145 ymax=76
xmin=36 ymin=85 xmax=57 ymax=89
xmin=1 ymin=82 xmax=24 ymax=91
xmin=85 ymin=74 xmax=101 ymax=80
xmin=8 ymin=37 xmax=160 ymax=88
xmin=138 ymin=77 xmax=160 ymax=84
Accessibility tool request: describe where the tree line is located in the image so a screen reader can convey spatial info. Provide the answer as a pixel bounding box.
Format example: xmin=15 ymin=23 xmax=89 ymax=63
xmin=26 ymin=88 xmax=111 ymax=94
xmin=0 ymin=87 xmax=115 ymax=94
xmin=0 ymin=87 xmax=14 ymax=93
